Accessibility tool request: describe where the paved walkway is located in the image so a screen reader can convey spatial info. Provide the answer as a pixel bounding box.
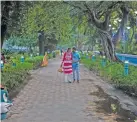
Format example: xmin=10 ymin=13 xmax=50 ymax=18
xmin=4 ymin=58 xmax=107 ymax=122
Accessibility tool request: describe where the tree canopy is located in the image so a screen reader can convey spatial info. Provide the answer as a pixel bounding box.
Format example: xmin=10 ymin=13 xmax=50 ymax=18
xmin=1 ymin=1 xmax=137 ymax=59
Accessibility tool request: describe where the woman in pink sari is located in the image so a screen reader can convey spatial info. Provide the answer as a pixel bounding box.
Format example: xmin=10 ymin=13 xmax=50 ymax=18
xmin=60 ymin=48 xmax=73 ymax=83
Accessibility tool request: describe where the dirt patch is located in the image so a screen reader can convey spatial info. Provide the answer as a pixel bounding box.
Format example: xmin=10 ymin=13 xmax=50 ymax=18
xmin=90 ymin=86 xmax=137 ymax=122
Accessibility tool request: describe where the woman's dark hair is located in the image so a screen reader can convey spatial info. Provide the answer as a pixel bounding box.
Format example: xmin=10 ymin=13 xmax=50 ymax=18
xmin=67 ymin=48 xmax=71 ymax=52
xmin=72 ymin=47 xmax=76 ymax=50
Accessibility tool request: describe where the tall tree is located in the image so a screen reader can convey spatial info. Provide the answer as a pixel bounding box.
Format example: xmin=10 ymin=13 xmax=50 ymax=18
xmin=65 ymin=1 xmax=136 ymax=60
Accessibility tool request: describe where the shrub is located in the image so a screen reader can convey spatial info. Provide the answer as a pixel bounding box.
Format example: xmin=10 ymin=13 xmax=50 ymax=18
xmin=47 ymin=53 xmax=53 ymax=59
xmin=25 ymin=56 xmax=43 ymax=68
xmin=55 ymin=50 xmax=60 ymax=55
xmin=1 ymin=70 xmax=29 ymax=92
xmin=81 ymin=56 xmax=137 ymax=97
xmin=1 ymin=55 xmax=44 ymax=92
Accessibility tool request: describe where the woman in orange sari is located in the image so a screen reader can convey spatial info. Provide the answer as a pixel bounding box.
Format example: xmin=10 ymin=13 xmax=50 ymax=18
xmin=41 ymin=54 xmax=48 ymax=66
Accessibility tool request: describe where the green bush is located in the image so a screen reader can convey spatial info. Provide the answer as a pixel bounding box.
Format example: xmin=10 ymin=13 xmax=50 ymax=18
xmin=55 ymin=50 xmax=60 ymax=55
xmin=1 ymin=55 xmax=44 ymax=91
xmin=4 ymin=62 xmax=33 ymax=71
xmin=1 ymin=70 xmax=28 ymax=91
xmin=81 ymin=56 xmax=137 ymax=97
xmin=47 ymin=53 xmax=52 ymax=59
xmin=2 ymin=49 xmax=13 ymax=55
xmin=1 ymin=53 xmax=52 ymax=92
xmin=25 ymin=56 xmax=43 ymax=68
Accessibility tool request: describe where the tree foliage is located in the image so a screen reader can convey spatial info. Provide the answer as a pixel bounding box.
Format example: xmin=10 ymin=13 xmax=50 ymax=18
xmin=1 ymin=1 xmax=137 ymax=58
xmin=65 ymin=1 xmax=137 ymax=60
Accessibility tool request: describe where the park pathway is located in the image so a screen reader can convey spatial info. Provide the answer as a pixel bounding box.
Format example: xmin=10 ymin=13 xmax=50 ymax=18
xmin=3 ymin=58 xmax=134 ymax=122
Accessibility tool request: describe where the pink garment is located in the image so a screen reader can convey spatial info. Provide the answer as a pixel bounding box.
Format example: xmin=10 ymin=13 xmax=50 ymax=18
xmin=62 ymin=52 xmax=73 ymax=74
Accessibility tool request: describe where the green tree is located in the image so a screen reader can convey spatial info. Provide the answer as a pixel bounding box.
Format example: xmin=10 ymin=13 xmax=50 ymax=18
xmin=65 ymin=1 xmax=137 ymax=60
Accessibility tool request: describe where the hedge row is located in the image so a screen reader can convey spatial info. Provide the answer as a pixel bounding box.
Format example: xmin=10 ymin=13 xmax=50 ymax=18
xmin=81 ymin=55 xmax=137 ymax=97
xmin=1 ymin=55 xmax=43 ymax=91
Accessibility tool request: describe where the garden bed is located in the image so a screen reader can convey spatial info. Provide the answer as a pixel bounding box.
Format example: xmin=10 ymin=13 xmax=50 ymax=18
xmin=81 ymin=56 xmax=137 ymax=97
xmin=1 ymin=55 xmax=44 ymax=93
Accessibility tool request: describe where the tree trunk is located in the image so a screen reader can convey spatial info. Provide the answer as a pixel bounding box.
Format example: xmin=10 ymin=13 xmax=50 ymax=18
xmin=38 ymin=31 xmax=45 ymax=55
xmin=29 ymin=46 xmax=33 ymax=53
xmin=88 ymin=6 xmax=128 ymax=61
xmin=91 ymin=38 xmax=94 ymax=51
xmin=1 ymin=25 xmax=7 ymax=48
xmin=130 ymin=26 xmax=134 ymax=43
xmin=112 ymin=5 xmax=129 ymax=46
xmin=86 ymin=6 xmax=117 ymax=60
xmin=99 ymin=30 xmax=116 ymax=61
xmin=1 ymin=1 xmax=11 ymax=48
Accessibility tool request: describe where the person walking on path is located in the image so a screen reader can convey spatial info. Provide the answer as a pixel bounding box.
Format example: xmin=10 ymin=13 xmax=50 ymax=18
xmin=41 ymin=53 xmax=48 ymax=67
xmin=72 ymin=47 xmax=80 ymax=83
xmin=60 ymin=49 xmax=63 ymax=56
xmin=60 ymin=48 xmax=73 ymax=83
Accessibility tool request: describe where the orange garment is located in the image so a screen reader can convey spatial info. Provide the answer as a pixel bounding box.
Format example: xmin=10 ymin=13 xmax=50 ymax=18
xmin=41 ymin=54 xmax=48 ymax=66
